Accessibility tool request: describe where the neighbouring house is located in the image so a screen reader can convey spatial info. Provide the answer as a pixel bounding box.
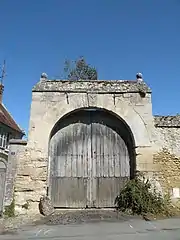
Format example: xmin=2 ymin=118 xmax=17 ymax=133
xmin=0 ymin=83 xmax=24 ymax=215
xmin=2 ymin=73 xmax=180 ymax=216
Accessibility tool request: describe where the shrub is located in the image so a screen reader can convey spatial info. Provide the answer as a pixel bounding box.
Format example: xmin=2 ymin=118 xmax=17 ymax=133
xmin=115 ymin=174 xmax=170 ymax=216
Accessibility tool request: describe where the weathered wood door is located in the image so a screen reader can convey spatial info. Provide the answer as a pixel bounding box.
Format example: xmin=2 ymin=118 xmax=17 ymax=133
xmin=0 ymin=160 xmax=6 ymax=215
xmin=91 ymin=113 xmax=130 ymax=207
xmin=50 ymin=110 xmax=130 ymax=208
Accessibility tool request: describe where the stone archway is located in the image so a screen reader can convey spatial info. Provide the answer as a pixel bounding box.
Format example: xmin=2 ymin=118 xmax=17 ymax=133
xmin=0 ymin=158 xmax=6 ymax=215
xmin=48 ymin=107 xmax=135 ymax=208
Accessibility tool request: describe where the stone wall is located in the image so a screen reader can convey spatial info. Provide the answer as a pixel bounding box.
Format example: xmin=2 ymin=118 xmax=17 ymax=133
xmin=4 ymin=140 xmax=27 ymax=207
xmin=14 ymin=144 xmax=47 ymax=215
xmin=153 ymin=116 xmax=180 ymax=198
xmin=4 ymin=140 xmax=47 ymax=215
xmin=6 ymin=77 xmax=180 ymax=215
xmin=153 ymin=149 xmax=180 ymax=197
xmin=154 ymin=116 xmax=180 ymax=156
xmin=14 ymin=78 xmax=156 ymax=214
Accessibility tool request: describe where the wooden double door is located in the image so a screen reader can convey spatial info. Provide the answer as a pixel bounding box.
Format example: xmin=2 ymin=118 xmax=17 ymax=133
xmin=49 ymin=110 xmax=130 ymax=208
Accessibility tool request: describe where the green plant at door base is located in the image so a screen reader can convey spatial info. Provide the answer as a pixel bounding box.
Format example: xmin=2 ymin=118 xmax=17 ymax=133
xmin=115 ymin=174 xmax=170 ymax=216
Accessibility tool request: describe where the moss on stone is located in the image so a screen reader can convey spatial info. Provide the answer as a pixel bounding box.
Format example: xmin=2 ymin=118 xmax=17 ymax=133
xmin=22 ymin=202 xmax=29 ymax=210
xmin=4 ymin=198 xmax=15 ymax=218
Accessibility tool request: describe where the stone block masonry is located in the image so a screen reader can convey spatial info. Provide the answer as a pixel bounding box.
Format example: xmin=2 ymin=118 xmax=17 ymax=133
xmin=153 ymin=149 xmax=180 ymax=196
xmin=153 ymin=115 xmax=180 ymax=198
xmin=154 ymin=115 xmax=180 ymax=156
xmin=4 ymin=140 xmax=47 ymax=215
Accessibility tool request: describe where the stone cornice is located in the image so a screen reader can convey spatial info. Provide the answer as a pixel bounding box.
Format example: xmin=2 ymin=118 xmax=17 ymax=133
xmin=154 ymin=115 xmax=180 ymax=127
xmin=32 ymin=80 xmax=151 ymax=94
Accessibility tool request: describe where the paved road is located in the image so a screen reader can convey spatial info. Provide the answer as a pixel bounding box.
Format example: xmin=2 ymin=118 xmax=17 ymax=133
xmin=1 ymin=218 xmax=180 ymax=239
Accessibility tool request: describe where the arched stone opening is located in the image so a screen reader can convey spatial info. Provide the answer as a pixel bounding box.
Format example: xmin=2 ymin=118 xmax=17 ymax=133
xmin=48 ymin=107 xmax=135 ymax=208
xmin=0 ymin=158 xmax=6 ymax=215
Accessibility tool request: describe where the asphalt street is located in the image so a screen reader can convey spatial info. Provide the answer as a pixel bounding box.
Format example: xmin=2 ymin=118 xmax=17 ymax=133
xmin=1 ymin=218 xmax=180 ymax=240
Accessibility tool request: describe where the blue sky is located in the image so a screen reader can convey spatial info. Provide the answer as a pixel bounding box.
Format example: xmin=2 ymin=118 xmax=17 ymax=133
xmin=0 ymin=0 xmax=180 ymax=135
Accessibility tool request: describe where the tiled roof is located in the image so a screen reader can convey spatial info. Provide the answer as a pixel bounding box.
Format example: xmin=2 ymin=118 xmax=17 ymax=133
xmin=0 ymin=103 xmax=24 ymax=133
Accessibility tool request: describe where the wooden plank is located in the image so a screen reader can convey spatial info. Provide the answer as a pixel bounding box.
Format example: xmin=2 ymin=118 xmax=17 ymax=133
xmin=53 ymin=134 xmax=58 ymax=177
xmin=59 ymin=131 xmax=66 ymax=177
xmin=50 ymin=111 xmax=92 ymax=207
xmin=71 ymin=124 xmax=77 ymax=177
xmin=90 ymin=110 xmax=131 ymax=208
xmin=65 ymin=126 xmax=72 ymax=177
xmin=114 ymin=132 xmax=121 ymax=177
xmin=100 ymin=124 xmax=104 ymax=177
xmin=87 ymin=120 xmax=92 ymax=207
xmin=82 ymin=124 xmax=88 ymax=177
xmin=77 ymin=124 xmax=82 ymax=177
xmin=91 ymin=121 xmax=97 ymax=207
xmin=116 ymin=134 xmax=130 ymax=177
xmin=91 ymin=123 xmax=97 ymax=178
xmin=103 ymin=125 xmax=109 ymax=177
xmin=51 ymin=177 xmax=88 ymax=208
xmin=95 ymin=126 xmax=101 ymax=178
xmin=108 ymin=128 xmax=114 ymax=177
xmin=96 ymin=177 xmax=129 ymax=207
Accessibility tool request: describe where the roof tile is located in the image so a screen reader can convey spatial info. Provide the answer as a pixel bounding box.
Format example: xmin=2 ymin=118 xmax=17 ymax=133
xmin=0 ymin=103 xmax=23 ymax=133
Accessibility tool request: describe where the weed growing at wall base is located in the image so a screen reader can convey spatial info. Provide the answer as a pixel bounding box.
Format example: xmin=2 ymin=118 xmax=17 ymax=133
xmin=115 ymin=174 xmax=171 ymax=217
